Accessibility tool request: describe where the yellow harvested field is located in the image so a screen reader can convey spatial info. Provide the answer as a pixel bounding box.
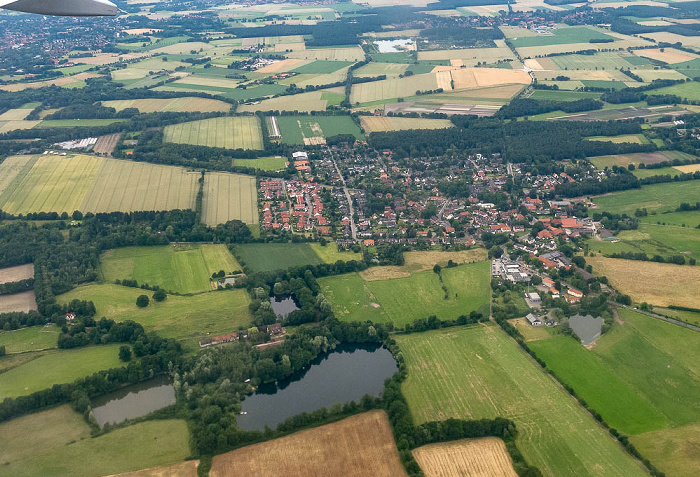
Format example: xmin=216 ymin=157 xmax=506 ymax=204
xmin=403 ymin=249 xmax=488 ymax=273
xmin=360 ymin=116 xmax=454 ymax=132
xmin=635 ymin=69 xmax=688 ymax=82
xmin=102 ymin=98 xmax=230 ymax=113
xmin=633 ymin=48 xmax=698 ymax=64
xmin=256 ymin=58 xmax=310 ymax=73
xmin=0 ymin=154 xmax=199 ymax=215
xmin=360 ymin=266 xmax=411 ymax=281
xmin=287 ymin=46 xmax=365 ymax=62
xmin=413 ymin=437 xmax=517 ymax=477
xmin=0 ymin=264 xmax=34 ymax=284
xmin=108 ymin=461 xmax=199 ymax=477
xmin=0 ymin=108 xmax=33 ymax=121
xmin=674 ymin=164 xmax=700 ymax=173
xmin=450 ymin=68 xmax=530 ymax=90
xmin=210 ymin=411 xmax=407 ymax=477
xmin=163 ymin=116 xmax=264 ymax=150
xmin=587 ymin=256 xmax=700 ymax=308
xmin=418 ymin=46 xmax=516 ymax=66
xmin=0 ymin=120 xmax=41 ymax=133
xmin=201 ymin=172 xmax=258 ymax=226
xmin=0 ymin=73 xmax=100 ymax=92
xmin=350 ymin=72 xmax=440 ymax=103
xmin=641 ymin=32 xmax=700 ymax=50
xmin=448 ymin=84 xmax=526 ymax=100
xmin=0 ymin=291 xmax=37 ymax=313
xmin=173 ymin=76 xmax=242 ymax=89
xmin=533 ymin=69 xmax=623 ymax=81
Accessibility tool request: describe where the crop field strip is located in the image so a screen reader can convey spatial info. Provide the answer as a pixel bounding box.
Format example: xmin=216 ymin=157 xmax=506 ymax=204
xmin=102 ymin=97 xmax=230 ymax=113
xmin=397 ymin=325 xmax=647 ymax=477
xmin=0 ymin=290 xmax=37 ymax=313
xmin=0 ymin=263 xmax=34 ymax=284
xmin=163 ymin=116 xmax=264 ymax=150
xmin=360 ymin=116 xmax=454 ymax=132
xmin=201 ymin=172 xmax=258 ymax=226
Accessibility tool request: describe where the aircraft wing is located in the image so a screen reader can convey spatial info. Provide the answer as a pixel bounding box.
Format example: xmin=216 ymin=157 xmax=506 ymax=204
xmin=0 ymin=0 xmax=117 ymax=16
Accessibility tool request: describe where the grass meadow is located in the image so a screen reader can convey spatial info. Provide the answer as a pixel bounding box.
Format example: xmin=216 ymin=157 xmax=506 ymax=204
xmin=639 ymin=211 xmax=700 ymax=228
xmin=163 ymin=116 xmax=263 ymax=150
xmin=233 ymin=242 xmax=349 ymax=273
xmin=0 ymin=344 xmax=123 ymax=399
xmin=201 ymin=172 xmax=258 ymax=226
xmin=320 ymin=260 xmax=490 ymax=326
xmin=0 ymin=155 xmax=199 ymax=215
xmin=397 ymin=325 xmax=646 ymax=477
xmin=632 ymin=422 xmax=700 ymax=477
xmin=593 ymin=180 xmax=700 ymax=215
xmin=530 ymin=308 xmax=700 ymax=432
xmin=509 ymin=26 xmax=615 ymax=48
xmin=233 ymin=156 xmax=287 ymax=171
xmin=101 ymin=244 xmax=241 ymax=294
xmin=57 ymin=284 xmax=252 ymax=350
xmin=0 ymin=409 xmax=191 ymax=477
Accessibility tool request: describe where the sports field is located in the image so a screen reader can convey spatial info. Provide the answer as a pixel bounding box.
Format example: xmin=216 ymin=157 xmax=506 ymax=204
xmin=320 ymin=260 xmax=490 ymax=326
xmin=101 ymin=244 xmax=241 ymax=294
xmin=397 ymin=325 xmax=647 ymax=477
xmin=0 ymin=324 xmax=59 ymax=354
xmin=360 ymin=116 xmax=454 ymax=133
xmin=201 ymin=172 xmax=258 ymax=226
xmin=413 ymin=437 xmax=517 ymax=477
xmin=102 ymin=97 xmax=230 ymax=113
xmin=0 ymin=155 xmax=199 ymax=215
xmin=57 ymin=284 xmax=252 ymax=350
xmin=163 ymin=116 xmax=264 ymax=150
xmin=1 ymin=411 xmax=190 ymax=477
xmin=276 ymin=115 xmax=362 ymax=145
xmin=0 ymin=344 xmax=123 ymax=399
xmin=210 ymin=411 xmax=406 ymax=477
xmin=593 ymin=180 xmax=700 ymax=215
xmin=587 ymin=256 xmax=700 ymax=308
xmin=529 ymin=308 xmax=700 ymax=436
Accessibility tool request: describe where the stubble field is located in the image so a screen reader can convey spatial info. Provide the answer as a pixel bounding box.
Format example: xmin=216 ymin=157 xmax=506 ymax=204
xmin=102 ymin=97 xmax=230 ymax=113
xmin=0 ymin=263 xmax=34 ymax=284
xmin=163 ymin=116 xmax=263 ymax=150
xmin=396 ymin=325 xmax=646 ymax=477
xmin=210 ymin=410 xmax=407 ymax=477
xmin=360 ymin=116 xmax=454 ymax=132
xmin=412 ymin=437 xmax=517 ymax=477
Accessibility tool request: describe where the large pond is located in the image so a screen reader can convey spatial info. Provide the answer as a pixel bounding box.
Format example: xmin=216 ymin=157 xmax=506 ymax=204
xmin=270 ymin=296 xmax=299 ymax=320
xmin=375 ymin=39 xmax=414 ymax=53
xmin=237 ymin=344 xmax=398 ymax=431
xmin=92 ymin=376 xmax=175 ymax=427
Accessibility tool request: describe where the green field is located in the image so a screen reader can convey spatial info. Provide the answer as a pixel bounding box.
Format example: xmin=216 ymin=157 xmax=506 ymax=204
xmin=34 ymin=119 xmax=127 ymax=129
xmin=320 ymin=261 xmax=490 ymax=326
xmin=654 ymin=80 xmax=700 ymax=101
xmin=276 ymin=115 xmax=363 ymax=145
xmin=530 ymin=89 xmax=602 ymax=101
xmin=0 ymin=154 xmax=198 ymax=215
xmin=0 ymin=407 xmax=191 ymax=477
xmin=529 ymin=308 xmax=700 ymax=436
xmin=0 ymin=344 xmax=123 ymax=399
xmin=509 ymin=26 xmax=616 ymax=48
xmin=639 ymin=211 xmax=700 ymax=228
xmin=632 ymin=422 xmax=700 ymax=477
xmin=308 ymin=242 xmax=361 ymax=263
xmin=163 ymin=116 xmax=264 ymax=150
xmin=57 ymin=284 xmax=251 ymax=350
xmin=101 ymin=244 xmax=241 ymax=294
xmin=593 ymin=181 xmax=700 ymax=215
xmin=654 ymin=306 xmax=700 ymax=326
xmin=586 ymin=223 xmax=700 ymax=263
xmin=233 ymin=242 xmax=362 ymax=273
xmin=588 ymin=151 xmax=698 ymax=170
xmin=233 ymin=156 xmax=287 ymax=171
xmin=201 ymin=172 xmax=258 ymax=226
xmin=0 ymin=324 xmax=59 ymax=354
xmin=397 ymin=325 xmax=646 ymax=477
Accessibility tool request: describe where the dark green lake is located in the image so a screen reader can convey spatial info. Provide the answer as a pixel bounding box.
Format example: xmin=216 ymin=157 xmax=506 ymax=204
xmin=92 ymin=376 xmax=175 ymax=427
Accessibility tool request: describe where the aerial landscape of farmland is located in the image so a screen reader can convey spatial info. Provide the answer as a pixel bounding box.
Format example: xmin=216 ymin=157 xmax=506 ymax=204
xmin=1 ymin=0 xmax=700 ymax=475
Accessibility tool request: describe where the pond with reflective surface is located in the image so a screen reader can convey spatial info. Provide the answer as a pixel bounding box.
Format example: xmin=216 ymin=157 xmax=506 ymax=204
xmin=92 ymin=376 xmax=175 ymax=427
xmin=237 ymin=344 xmax=397 ymax=431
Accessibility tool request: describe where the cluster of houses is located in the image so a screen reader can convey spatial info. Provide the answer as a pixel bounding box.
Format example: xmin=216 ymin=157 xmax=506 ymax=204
xmin=199 ymin=323 xmax=285 ymax=348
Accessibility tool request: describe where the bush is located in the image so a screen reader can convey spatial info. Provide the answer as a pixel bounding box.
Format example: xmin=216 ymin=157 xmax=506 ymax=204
xmin=118 ymin=345 xmax=132 ymax=362
xmin=136 ymin=295 xmax=149 ymax=308
xmin=152 ymin=289 xmax=167 ymax=302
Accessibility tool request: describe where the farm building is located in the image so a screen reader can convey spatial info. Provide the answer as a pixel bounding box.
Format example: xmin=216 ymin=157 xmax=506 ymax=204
xmin=526 ymin=313 xmax=542 ymax=326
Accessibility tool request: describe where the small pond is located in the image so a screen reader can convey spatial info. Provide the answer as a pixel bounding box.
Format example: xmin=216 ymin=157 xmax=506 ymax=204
xmin=270 ymin=296 xmax=299 ymax=320
xmin=569 ymin=314 xmax=604 ymax=346
xmin=375 ymin=39 xmax=414 ymax=53
xmin=92 ymin=376 xmax=175 ymax=427
xmin=237 ymin=344 xmax=398 ymax=431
